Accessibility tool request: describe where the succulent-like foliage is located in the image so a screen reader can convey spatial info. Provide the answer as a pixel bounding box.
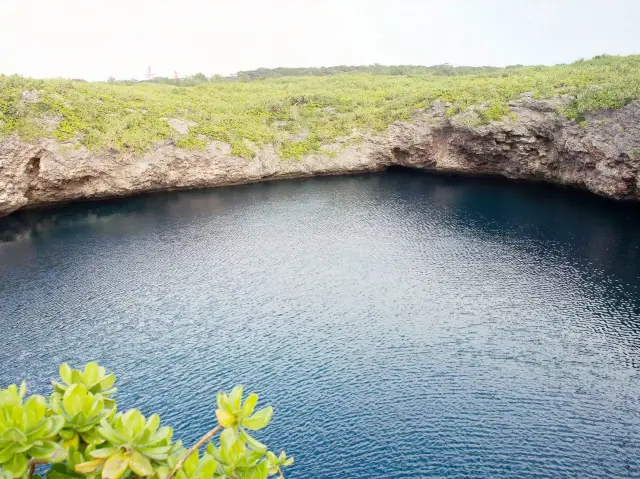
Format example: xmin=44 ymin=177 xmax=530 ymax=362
xmin=0 ymin=384 xmax=64 ymax=479
xmin=1 ymin=365 xmax=292 ymax=479
xmin=155 ymin=447 xmax=216 ymax=479
xmin=51 ymin=384 xmax=113 ymax=447
xmin=208 ymin=387 xmax=291 ymax=479
xmin=208 ymin=429 xmax=269 ymax=479
xmin=265 ymin=452 xmax=293 ymax=479
xmin=52 ymin=364 xmax=117 ymax=409
xmin=74 ymin=409 xmax=173 ymax=479
xmin=215 ymin=387 xmax=272 ymax=434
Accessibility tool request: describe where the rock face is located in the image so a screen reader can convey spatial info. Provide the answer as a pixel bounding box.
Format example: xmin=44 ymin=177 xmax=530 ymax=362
xmin=1 ymin=97 xmax=639 ymax=217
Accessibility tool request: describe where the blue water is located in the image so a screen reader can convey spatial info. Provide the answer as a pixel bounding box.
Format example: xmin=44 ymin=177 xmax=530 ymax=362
xmin=1 ymin=170 xmax=640 ymax=478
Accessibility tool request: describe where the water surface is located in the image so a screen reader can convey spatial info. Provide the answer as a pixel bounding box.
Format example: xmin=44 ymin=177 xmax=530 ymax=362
xmin=1 ymin=170 xmax=640 ymax=478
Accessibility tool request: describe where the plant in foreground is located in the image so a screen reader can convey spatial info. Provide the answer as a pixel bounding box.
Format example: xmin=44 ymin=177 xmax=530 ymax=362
xmin=0 ymin=364 xmax=292 ymax=479
xmin=0 ymin=384 xmax=64 ymax=479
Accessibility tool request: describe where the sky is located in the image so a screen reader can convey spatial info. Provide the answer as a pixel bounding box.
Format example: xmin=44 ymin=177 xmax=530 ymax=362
xmin=0 ymin=0 xmax=639 ymax=81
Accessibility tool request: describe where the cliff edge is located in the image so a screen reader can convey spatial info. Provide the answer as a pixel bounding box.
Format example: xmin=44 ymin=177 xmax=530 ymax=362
xmin=1 ymin=95 xmax=639 ymax=217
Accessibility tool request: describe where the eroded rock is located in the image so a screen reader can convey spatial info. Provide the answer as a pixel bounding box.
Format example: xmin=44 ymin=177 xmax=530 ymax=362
xmin=167 ymin=118 xmax=198 ymax=135
xmin=1 ymin=99 xmax=639 ymax=217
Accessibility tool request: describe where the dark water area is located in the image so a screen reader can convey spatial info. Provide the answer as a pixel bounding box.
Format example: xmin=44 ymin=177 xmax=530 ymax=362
xmin=1 ymin=170 xmax=640 ymax=478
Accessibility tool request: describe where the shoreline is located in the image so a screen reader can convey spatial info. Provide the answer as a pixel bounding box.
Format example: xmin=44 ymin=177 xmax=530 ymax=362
xmin=1 ymin=96 xmax=639 ymax=217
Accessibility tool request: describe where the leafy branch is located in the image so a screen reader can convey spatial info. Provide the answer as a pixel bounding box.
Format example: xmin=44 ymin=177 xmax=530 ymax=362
xmin=166 ymin=425 xmax=222 ymax=479
xmin=0 ymin=363 xmax=293 ymax=479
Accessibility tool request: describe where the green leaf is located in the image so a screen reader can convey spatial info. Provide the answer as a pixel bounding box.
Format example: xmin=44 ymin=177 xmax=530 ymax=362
xmin=183 ymin=449 xmax=199 ymax=476
xmin=240 ymin=394 xmax=258 ymax=418
xmin=196 ymin=454 xmax=217 ymax=479
xmin=24 ymin=394 xmax=47 ymax=419
xmin=29 ymin=441 xmax=60 ymax=460
xmin=80 ymin=428 xmax=106 ymax=445
xmin=18 ymin=382 xmax=27 ymax=399
xmin=47 ymin=471 xmax=83 ymax=479
xmin=70 ymin=370 xmax=83 ymax=384
xmin=215 ymin=409 xmax=235 ymax=428
xmin=129 ymin=450 xmax=154 ymax=477
xmin=25 ymin=420 xmax=52 ymax=441
xmin=4 ymin=453 xmax=28 ymax=477
xmin=242 ymin=407 xmax=273 ymax=431
xmin=1 ymin=428 xmax=27 ymax=443
xmin=75 ymin=459 xmax=106 ymax=474
xmin=122 ymin=410 xmax=146 ymax=437
xmin=83 ymin=363 xmax=101 ymax=387
xmin=154 ymin=466 xmax=171 ymax=479
xmin=216 ymin=393 xmax=232 ymax=413
xmin=60 ymin=363 xmax=73 ymax=384
xmin=148 ymin=426 xmax=172 ymax=445
xmin=97 ymin=421 xmax=124 ymax=444
xmin=236 ymin=449 xmax=263 ymax=468
xmin=228 ymin=386 xmax=243 ymax=411
xmin=47 ymin=415 xmax=66 ymax=437
xmin=136 ymin=446 xmax=171 ymax=461
xmin=52 ymin=382 xmax=67 ymax=395
xmin=65 ymin=446 xmax=82 ymax=469
xmin=89 ymin=447 xmax=119 ymax=459
xmin=102 ymin=452 xmax=130 ymax=479
xmin=219 ymin=428 xmax=236 ymax=453
xmin=59 ymin=429 xmax=76 ymax=440
xmin=237 ymin=460 xmax=269 ymax=479
xmin=62 ymin=385 xmax=85 ymax=416
xmin=47 ymin=470 xmax=83 ymax=479
xmin=145 ymin=414 xmax=160 ymax=434
xmin=98 ymin=375 xmax=116 ymax=393
xmin=240 ymin=430 xmax=266 ymax=452
xmin=0 ymin=444 xmax=16 ymax=463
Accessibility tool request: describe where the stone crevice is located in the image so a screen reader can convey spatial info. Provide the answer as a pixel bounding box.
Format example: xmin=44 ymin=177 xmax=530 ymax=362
xmin=23 ymin=155 xmax=41 ymax=201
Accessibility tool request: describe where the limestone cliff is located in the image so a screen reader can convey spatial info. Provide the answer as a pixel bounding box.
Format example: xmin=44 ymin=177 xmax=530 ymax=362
xmin=1 ymin=95 xmax=639 ymax=217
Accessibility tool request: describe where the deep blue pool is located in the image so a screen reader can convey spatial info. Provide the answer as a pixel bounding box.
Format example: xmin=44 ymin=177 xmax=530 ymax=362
xmin=1 ymin=170 xmax=640 ymax=478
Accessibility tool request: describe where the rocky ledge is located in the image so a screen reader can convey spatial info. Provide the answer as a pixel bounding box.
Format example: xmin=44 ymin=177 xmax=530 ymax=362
xmin=1 ymin=94 xmax=639 ymax=217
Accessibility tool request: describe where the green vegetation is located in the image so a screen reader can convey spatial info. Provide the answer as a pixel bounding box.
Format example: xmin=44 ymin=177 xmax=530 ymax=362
xmin=0 ymin=363 xmax=292 ymax=479
xmin=232 ymin=64 xmax=508 ymax=80
xmin=0 ymin=55 xmax=639 ymax=158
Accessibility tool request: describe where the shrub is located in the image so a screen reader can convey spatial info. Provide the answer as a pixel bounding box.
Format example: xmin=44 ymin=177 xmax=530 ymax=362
xmin=1 ymin=55 xmax=639 ymax=158
xmin=478 ymin=101 xmax=510 ymax=122
xmin=0 ymin=363 xmax=292 ymax=479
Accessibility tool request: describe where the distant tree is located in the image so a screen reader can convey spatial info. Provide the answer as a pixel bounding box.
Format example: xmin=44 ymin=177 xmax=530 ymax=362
xmin=192 ymin=73 xmax=208 ymax=83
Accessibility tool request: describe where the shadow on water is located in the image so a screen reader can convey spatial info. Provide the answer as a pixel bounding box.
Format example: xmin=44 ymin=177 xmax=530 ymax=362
xmin=383 ymin=167 xmax=640 ymax=283
xmin=3 ymin=168 xmax=638 ymax=283
xmin=381 ymin=168 xmax=640 ymax=360
xmin=0 ymin=180 xmax=310 ymax=243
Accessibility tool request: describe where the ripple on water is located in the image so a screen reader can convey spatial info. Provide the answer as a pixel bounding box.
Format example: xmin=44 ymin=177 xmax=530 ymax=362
xmin=1 ymin=171 xmax=640 ymax=478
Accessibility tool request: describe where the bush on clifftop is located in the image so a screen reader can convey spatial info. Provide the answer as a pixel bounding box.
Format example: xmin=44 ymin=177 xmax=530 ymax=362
xmin=0 ymin=55 xmax=639 ymax=158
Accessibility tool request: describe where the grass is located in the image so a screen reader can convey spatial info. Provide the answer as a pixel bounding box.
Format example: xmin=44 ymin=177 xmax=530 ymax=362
xmin=1 ymin=55 xmax=639 ymax=159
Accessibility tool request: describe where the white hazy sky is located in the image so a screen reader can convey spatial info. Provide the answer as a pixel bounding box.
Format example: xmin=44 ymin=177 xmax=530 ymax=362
xmin=1 ymin=0 xmax=639 ymax=81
